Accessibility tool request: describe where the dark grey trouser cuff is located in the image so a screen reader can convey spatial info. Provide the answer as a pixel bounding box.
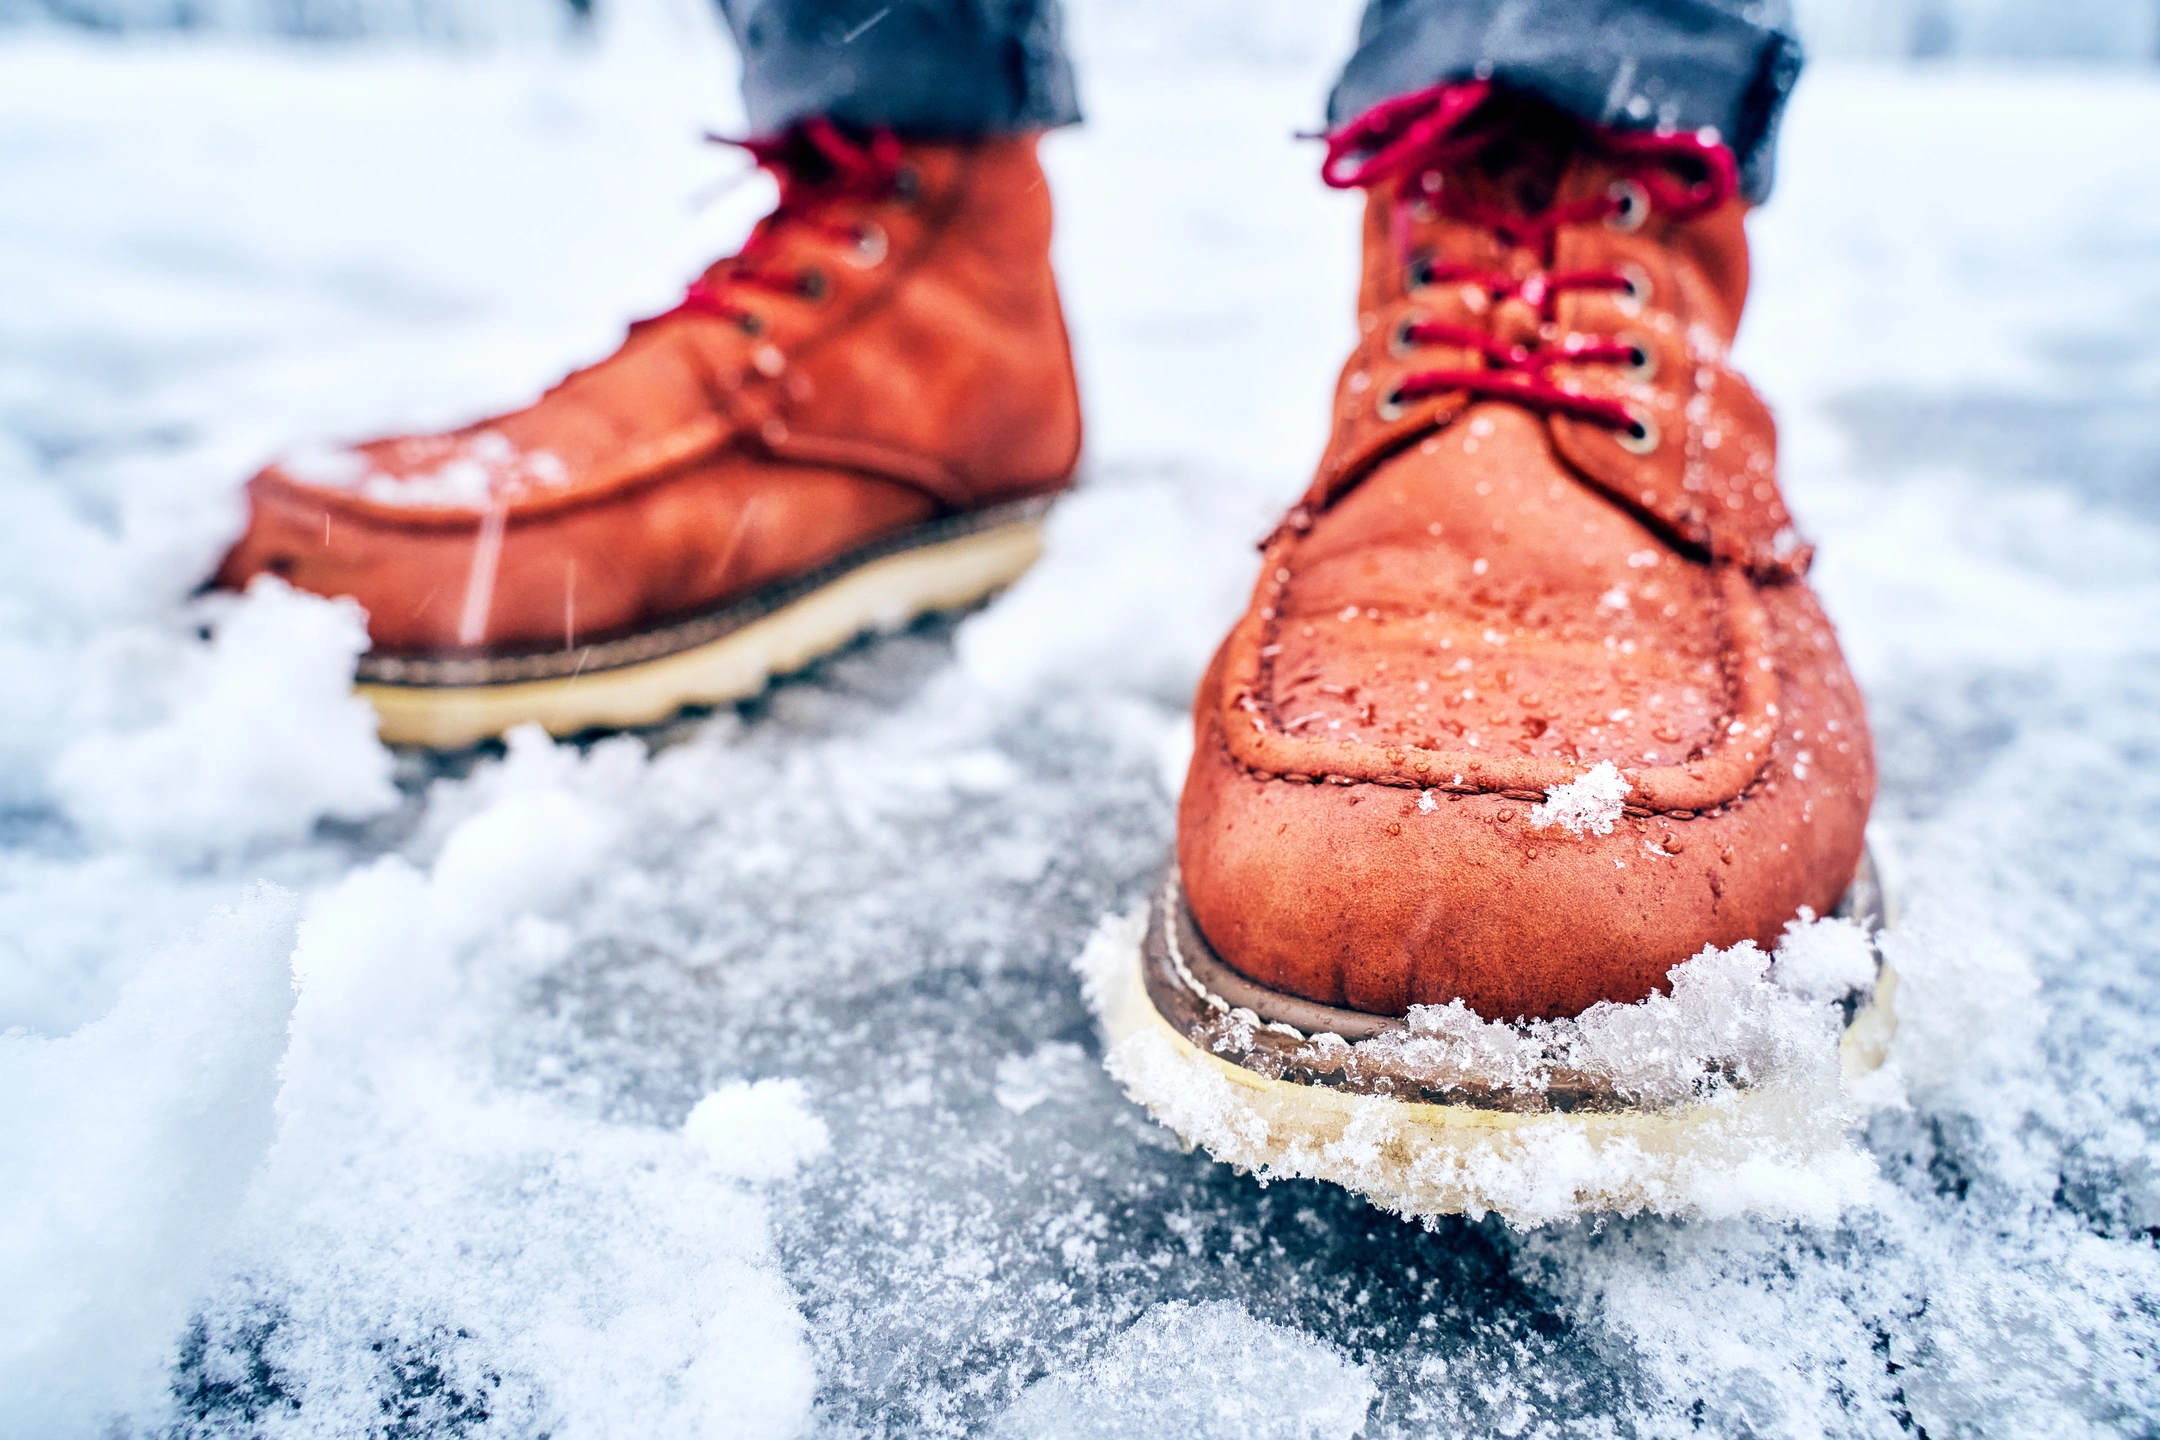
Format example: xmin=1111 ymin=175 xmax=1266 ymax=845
xmin=1328 ymin=0 xmax=1802 ymax=202
xmin=716 ymin=0 xmax=1082 ymax=138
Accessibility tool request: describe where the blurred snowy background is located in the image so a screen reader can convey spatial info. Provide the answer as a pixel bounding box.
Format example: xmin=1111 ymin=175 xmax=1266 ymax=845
xmin=4 ymin=0 xmax=2159 ymax=1436
xmin=5 ymin=0 xmax=2160 ymax=55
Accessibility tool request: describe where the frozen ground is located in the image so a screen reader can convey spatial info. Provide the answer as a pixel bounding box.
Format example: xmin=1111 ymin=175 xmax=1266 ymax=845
xmin=3 ymin=4 xmax=2159 ymax=1435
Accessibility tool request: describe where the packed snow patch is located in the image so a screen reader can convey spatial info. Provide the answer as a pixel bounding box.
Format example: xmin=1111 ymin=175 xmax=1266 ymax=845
xmin=1526 ymin=760 xmax=1631 ymax=837
xmin=993 ymin=1300 xmax=1374 ymax=1440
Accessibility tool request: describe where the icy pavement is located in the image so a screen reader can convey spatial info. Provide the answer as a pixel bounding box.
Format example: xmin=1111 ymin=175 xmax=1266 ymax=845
xmin=3 ymin=6 xmax=2159 ymax=1435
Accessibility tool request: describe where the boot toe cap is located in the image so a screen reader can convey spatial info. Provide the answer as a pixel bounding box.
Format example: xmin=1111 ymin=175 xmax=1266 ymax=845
xmin=1175 ymin=674 xmax=1869 ymax=1023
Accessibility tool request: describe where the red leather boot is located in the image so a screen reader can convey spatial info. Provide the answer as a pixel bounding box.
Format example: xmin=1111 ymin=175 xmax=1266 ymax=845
xmin=216 ymin=122 xmax=1080 ymax=747
xmin=1091 ymin=85 xmax=1888 ymax=1223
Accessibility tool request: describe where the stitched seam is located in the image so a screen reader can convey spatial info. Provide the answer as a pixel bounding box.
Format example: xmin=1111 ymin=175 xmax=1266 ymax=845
xmin=1230 ymin=519 xmax=1777 ymax=811
xmin=1214 ymin=725 xmax=1774 ymax=821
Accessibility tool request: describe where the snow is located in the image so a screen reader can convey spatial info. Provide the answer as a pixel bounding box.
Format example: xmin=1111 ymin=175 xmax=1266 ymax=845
xmin=285 ymin=430 xmax=579 ymax=508
xmin=1795 ymin=0 xmax=2160 ymax=60
xmin=993 ymin=1042 xmax=1096 ymax=1116
xmin=685 ymin=1079 xmax=832 ymax=1181
xmin=1 ymin=888 xmax=299 ymax=1435
xmin=992 ymin=1300 xmax=1374 ymax=1440
xmin=3 ymin=7 xmax=2159 ymax=1437
xmin=1771 ymin=909 xmax=1881 ymax=1004
xmin=1087 ymin=906 xmax=1881 ymax=1227
xmin=52 ymin=577 xmax=397 ymax=857
xmin=1526 ymin=759 xmax=1633 ymax=838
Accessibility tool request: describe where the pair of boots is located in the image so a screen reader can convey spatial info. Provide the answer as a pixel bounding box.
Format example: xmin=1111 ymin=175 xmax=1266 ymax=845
xmin=217 ymin=86 xmax=1875 ymax=1158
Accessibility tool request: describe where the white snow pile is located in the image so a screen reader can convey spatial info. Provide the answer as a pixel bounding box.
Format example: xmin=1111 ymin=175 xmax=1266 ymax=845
xmin=5 ymin=717 xmax=834 ymax=1437
xmin=1526 ymin=759 xmax=1632 ymax=838
xmin=993 ymin=1300 xmax=1374 ymax=1440
xmin=178 ymin=737 xmax=825 ymax=1440
xmin=50 ymin=577 xmax=397 ymax=857
xmin=1514 ymin=890 xmax=2136 ymax=1436
xmin=0 ymin=888 xmax=300 ymax=1435
xmin=0 ymin=0 xmax=580 ymax=44
xmin=1356 ymin=912 xmax=1879 ymax=1108
xmin=1769 ymin=905 xmax=1881 ymax=1003
xmin=1081 ymin=906 xmax=1886 ymax=1227
xmin=685 ymin=1078 xmax=832 ymax=1182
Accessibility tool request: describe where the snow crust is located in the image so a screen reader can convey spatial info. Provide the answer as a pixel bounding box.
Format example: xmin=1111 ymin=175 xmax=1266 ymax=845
xmin=190 ymin=742 xmax=824 ymax=1440
xmin=2 ymin=10 xmax=2158 ymax=1437
xmin=993 ymin=1042 xmax=1097 ymax=1116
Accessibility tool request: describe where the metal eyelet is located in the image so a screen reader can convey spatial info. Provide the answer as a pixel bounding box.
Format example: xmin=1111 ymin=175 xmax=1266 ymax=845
xmin=1404 ymin=255 xmax=1436 ymax=293
xmin=849 ymin=221 xmax=888 ymax=269
xmin=736 ymin=312 xmax=764 ymax=337
xmin=1617 ymin=331 xmax=1658 ymax=382
xmin=1606 ymin=179 xmax=1650 ymax=233
xmin=798 ymin=269 xmax=829 ymax=301
xmin=1617 ymin=407 xmax=1660 ymax=454
xmin=1617 ymin=263 xmax=1652 ymax=316
xmin=1376 ymin=386 xmax=1408 ymax=422
xmin=1388 ymin=311 xmax=1426 ymax=360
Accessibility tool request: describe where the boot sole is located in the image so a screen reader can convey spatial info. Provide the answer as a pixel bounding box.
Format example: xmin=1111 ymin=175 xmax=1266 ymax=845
xmin=1083 ymin=849 xmax=1898 ymax=1223
xmin=354 ymin=497 xmax=1053 ymax=748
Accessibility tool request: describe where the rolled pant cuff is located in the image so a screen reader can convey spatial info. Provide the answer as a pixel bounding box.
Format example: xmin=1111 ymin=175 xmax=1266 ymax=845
xmin=728 ymin=1 xmax=1082 ymax=139
xmin=1327 ymin=0 xmax=1801 ymax=202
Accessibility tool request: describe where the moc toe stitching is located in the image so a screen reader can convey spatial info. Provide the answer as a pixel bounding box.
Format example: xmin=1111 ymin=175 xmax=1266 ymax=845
xmin=1218 ymin=526 xmax=1783 ymax=814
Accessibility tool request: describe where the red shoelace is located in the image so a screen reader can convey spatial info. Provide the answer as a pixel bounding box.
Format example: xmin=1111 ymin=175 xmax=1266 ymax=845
xmin=1321 ymin=81 xmax=1739 ymax=441
xmin=647 ymin=118 xmax=906 ymax=334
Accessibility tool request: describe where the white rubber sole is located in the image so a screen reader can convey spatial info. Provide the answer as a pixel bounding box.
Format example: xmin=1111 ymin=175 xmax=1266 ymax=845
xmin=359 ymin=514 xmax=1045 ymax=749
xmin=1077 ymin=903 xmax=1898 ymax=1228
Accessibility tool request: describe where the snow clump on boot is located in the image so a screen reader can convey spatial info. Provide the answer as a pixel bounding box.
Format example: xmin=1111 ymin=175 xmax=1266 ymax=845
xmin=1527 ymin=760 xmax=1631 ymax=838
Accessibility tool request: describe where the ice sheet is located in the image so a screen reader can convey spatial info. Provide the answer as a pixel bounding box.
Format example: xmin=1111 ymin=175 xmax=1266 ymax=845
xmin=2 ymin=9 xmax=2157 ymax=1437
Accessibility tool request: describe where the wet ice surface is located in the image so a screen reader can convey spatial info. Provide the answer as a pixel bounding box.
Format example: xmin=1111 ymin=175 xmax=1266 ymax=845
xmin=3 ymin=8 xmax=2159 ymax=1437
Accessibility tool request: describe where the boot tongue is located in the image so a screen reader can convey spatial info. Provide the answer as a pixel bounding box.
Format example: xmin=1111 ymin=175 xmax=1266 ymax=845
xmin=1457 ymin=94 xmax=1583 ymax=218
xmin=759 ymin=125 xmax=847 ymax=188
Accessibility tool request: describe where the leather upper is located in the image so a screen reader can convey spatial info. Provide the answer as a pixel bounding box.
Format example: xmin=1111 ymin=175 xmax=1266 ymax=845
xmin=1178 ymin=104 xmax=1875 ymax=1022
xmin=216 ymin=133 xmax=1080 ymax=655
